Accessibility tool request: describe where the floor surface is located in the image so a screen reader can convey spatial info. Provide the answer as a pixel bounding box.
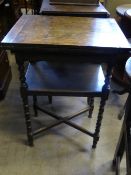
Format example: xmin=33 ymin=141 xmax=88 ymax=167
xmin=0 ymin=53 xmax=127 ymax=175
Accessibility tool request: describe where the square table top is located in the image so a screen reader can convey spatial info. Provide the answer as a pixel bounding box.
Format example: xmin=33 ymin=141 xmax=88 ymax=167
xmin=1 ymin=15 xmax=131 ymax=52
xmin=40 ymin=0 xmax=109 ymax=17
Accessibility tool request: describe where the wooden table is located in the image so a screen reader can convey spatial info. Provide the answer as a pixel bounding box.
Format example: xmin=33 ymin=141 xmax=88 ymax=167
xmin=116 ymin=4 xmax=131 ymax=17
xmin=0 ymin=1 xmax=18 ymax=100
xmin=40 ymin=0 xmax=110 ymax=17
xmin=113 ymin=58 xmax=131 ymax=175
xmin=1 ymin=15 xmax=130 ymax=97
xmin=112 ymin=4 xmax=131 ymax=86
xmin=2 ymin=15 xmax=129 ymax=53
xmin=116 ymin=3 xmax=131 ymax=37
xmin=1 ymin=15 xmax=131 ymax=147
xmin=113 ymin=91 xmax=131 ymax=175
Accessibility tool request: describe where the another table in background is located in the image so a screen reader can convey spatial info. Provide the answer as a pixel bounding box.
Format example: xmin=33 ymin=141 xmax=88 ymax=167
xmin=116 ymin=4 xmax=131 ymax=38
xmin=113 ymin=57 xmax=131 ymax=175
xmin=0 ymin=1 xmax=19 ymax=99
xmin=112 ymin=4 xmax=131 ymax=87
xmin=40 ymin=0 xmax=110 ymax=17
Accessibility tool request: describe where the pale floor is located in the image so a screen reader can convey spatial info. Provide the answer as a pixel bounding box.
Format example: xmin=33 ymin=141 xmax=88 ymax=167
xmin=0 ymin=53 xmax=127 ymax=175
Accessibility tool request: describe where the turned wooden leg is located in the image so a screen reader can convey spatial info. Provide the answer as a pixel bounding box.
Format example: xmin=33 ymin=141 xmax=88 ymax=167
xmin=21 ymin=89 xmax=34 ymax=146
xmin=16 ymin=54 xmax=33 ymax=146
xmin=87 ymin=97 xmax=91 ymax=105
xmin=33 ymin=95 xmax=38 ymax=117
xmin=87 ymin=97 xmax=94 ymax=118
xmin=92 ymin=63 xmax=112 ymax=148
xmin=92 ymin=97 xmax=106 ymax=148
xmin=112 ymin=122 xmax=125 ymax=175
xmin=48 ymin=96 xmax=52 ymax=104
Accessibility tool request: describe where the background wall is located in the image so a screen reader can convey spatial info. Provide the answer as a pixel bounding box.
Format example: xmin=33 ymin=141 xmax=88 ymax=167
xmin=106 ymin=0 xmax=130 ymax=17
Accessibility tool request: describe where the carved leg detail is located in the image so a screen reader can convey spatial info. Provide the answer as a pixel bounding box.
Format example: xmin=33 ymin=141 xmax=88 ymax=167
xmin=88 ymin=97 xmax=94 ymax=118
xmin=87 ymin=97 xmax=91 ymax=105
xmin=21 ymin=89 xmax=33 ymax=146
xmin=112 ymin=124 xmax=125 ymax=171
xmin=33 ymin=95 xmax=38 ymax=117
xmin=16 ymin=55 xmax=33 ymax=146
xmin=92 ymin=97 xmax=106 ymax=148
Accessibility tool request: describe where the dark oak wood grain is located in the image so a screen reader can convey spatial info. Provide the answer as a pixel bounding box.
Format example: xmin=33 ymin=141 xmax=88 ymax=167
xmin=40 ymin=0 xmax=109 ymax=17
xmin=26 ymin=61 xmax=105 ymax=96
xmin=49 ymin=0 xmax=99 ymax=5
xmin=1 ymin=15 xmax=130 ymax=53
xmin=1 ymin=15 xmax=131 ymax=147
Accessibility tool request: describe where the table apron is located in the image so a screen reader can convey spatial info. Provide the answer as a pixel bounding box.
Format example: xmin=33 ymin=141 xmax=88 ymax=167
xmin=13 ymin=51 xmax=130 ymax=64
